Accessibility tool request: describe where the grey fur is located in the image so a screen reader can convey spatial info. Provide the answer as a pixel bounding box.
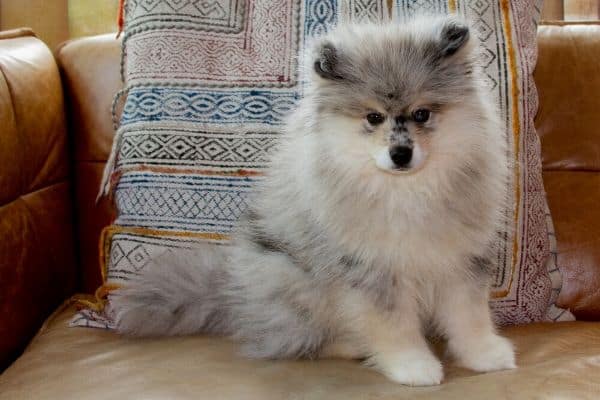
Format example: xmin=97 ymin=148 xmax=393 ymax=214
xmin=110 ymin=15 xmax=516 ymax=385
xmin=313 ymin=42 xmax=346 ymax=81
xmin=439 ymin=20 xmax=470 ymax=57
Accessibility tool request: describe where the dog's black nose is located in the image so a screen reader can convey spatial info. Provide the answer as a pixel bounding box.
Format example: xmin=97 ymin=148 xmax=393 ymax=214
xmin=389 ymin=146 xmax=413 ymax=168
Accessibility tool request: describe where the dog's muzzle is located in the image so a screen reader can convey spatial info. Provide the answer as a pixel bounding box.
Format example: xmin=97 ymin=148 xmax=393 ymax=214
xmin=372 ymin=144 xmax=425 ymax=174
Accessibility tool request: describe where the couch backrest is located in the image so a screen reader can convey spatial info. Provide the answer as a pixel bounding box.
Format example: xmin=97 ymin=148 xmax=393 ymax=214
xmin=56 ymin=34 xmax=121 ymax=294
xmin=535 ymin=23 xmax=600 ymax=320
xmin=0 ymin=29 xmax=77 ymax=370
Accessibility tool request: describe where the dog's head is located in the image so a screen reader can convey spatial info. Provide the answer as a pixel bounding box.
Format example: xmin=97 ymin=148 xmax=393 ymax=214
xmin=306 ymin=15 xmax=490 ymax=177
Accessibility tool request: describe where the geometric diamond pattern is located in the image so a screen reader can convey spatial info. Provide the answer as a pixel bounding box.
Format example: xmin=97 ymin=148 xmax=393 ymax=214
xmin=104 ymin=232 xmax=209 ymax=285
xmin=343 ymin=0 xmax=388 ymax=23
xmin=468 ymin=0 xmax=490 ymax=15
xmin=127 ymin=0 xmax=246 ymax=33
xmin=473 ymin=18 xmax=493 ymax=41
xmin=117 ymin=129 xmax=280 ymax=171
xmin=127 ymin=245 xmax=151 ymax=271
xmin=479 ymin=47 xmax=496 ymax=68
xmin=110 ymin=243 xmax=125 ymax=266
xmin=394 ymin=0 xmax=447 ymax=18
xmin=114 ymin=173 xmax=259 ymax=234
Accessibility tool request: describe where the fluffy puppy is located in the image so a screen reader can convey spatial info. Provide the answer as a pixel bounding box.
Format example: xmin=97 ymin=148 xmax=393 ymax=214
xmin=110 ymin=15 xmax=516 ymax=386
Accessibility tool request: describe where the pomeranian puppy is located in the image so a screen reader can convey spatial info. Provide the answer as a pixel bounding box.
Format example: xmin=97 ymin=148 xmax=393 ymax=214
xmin=110 ymin=15 xmax=516 ymax=386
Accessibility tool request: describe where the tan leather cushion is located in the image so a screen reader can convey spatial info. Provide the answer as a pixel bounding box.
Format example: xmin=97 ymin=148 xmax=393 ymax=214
xmin=0 ymin=29 xmax=77 ymax=370
xmin=535 ymin=23 xmax=600 ymax=319
xmin=55 ymin=34 xmax=122 ymax=294
xmin=0 ymin=300 xmax=599 ymax=399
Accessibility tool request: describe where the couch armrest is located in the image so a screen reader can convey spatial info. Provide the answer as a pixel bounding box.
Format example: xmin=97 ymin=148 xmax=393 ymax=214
xmin=0 ymin=29 xmax=77 ymax=371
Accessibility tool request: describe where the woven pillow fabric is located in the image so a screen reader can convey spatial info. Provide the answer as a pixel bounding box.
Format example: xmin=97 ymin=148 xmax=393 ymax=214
xmin=71 ymin=0 xmax=573 ymax=329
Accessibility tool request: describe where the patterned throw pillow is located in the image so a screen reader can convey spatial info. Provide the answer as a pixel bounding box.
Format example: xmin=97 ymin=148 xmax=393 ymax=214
xmin=71 ymin=0 xmax=573 ymax=329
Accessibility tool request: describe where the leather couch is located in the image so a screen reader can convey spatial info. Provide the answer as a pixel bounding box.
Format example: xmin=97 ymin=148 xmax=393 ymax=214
xmin=0 ymin=23 xmax=599 ymax=398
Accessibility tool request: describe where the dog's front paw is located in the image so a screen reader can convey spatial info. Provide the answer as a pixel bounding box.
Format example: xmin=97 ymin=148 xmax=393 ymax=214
xmin=455 ymin=334 xmax=516 ymax=372
xmin=371 ymin=350 xmax=444 ymax=386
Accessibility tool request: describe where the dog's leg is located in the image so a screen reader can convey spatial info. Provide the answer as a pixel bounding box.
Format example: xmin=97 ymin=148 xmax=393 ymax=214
xmin=435 ymin=274 xmax=516 ymax=372
xmin=339 ymin=290 xmax=443 ymax=386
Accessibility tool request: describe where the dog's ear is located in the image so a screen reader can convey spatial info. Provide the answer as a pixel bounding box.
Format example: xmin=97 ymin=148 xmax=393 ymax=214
xmin=313 ymin=41 xmax=345 ymax=81
xmin=439 ymin=19 xmax=470 ymax=57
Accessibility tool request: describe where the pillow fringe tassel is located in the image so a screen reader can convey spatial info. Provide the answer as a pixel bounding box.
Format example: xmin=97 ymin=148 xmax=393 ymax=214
xmin=75 ymin=283 xmax=121 ymax=312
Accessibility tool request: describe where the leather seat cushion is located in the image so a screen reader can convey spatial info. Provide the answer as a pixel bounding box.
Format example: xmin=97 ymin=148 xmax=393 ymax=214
xmin=1 ymin=300 xmax=599 ymax=399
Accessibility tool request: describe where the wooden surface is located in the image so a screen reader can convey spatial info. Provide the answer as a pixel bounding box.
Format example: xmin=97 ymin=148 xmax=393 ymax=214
xmin=542 ymin=0 xmax=565 ymax=20
xmin=68 ymin=0 xmax=118 ymax=39
xmin=0 ymin=0 xmax=117 ymax=51
xmin=0 ymin=0 xmax=69 ymax=50
xmin=565 ymin=0 xmax=600 ymax=20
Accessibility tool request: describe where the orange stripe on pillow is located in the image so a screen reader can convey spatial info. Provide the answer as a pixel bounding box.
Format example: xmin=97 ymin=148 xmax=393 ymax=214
xmin=490 ymin=0 xmax=521 ymax=299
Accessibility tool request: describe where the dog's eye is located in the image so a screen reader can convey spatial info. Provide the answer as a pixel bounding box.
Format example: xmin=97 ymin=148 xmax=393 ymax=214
xmin=412 ymin=109 xmax=430 ymax=123
xmin=366 ymin=112 xmax=385 ymax=125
